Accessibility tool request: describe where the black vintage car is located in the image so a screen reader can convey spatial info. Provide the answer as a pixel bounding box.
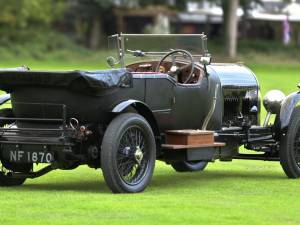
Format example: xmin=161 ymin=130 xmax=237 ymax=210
xmin=0 ymin=34 xmax=299 ymax=193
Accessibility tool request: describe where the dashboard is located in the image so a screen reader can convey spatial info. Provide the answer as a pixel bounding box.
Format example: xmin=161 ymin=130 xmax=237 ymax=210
xmin=126 ymin=61 xmax=205 ymax=84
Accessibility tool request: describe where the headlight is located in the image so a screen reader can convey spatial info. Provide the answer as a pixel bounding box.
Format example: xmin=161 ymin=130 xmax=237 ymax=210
xmin=263 ymin=90 xmax=285 ymax=114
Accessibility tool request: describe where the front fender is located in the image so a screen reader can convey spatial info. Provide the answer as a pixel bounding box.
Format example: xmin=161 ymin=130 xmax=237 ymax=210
xmin=0 ymin=94 xmax=10 ymax=105
xmin=280 ymin=92 xmax=300 ymax=129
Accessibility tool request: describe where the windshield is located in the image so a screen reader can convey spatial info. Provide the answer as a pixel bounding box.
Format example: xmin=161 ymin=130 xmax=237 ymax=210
xmin=106 ymin=34 xmax=122 ymax=68
xmin=107 ymin=34 xmax=209 ymax=68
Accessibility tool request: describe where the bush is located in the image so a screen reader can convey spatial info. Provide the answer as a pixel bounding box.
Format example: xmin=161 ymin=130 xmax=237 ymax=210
xmin=0 ymin=29 xmax=92 ymax=61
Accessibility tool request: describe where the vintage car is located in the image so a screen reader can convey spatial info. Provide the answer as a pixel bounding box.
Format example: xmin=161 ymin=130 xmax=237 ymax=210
xmin=0 ymin=34 xmax=299 ymax=193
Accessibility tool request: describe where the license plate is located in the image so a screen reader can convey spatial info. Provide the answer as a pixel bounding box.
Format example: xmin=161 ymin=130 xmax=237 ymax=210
xmin=8 ymin=150 xmax=54 ymax=163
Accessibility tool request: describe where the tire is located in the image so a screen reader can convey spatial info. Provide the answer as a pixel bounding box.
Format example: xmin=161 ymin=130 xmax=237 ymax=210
xmin=101 ymin=113 xmax=156 ymax=193
xmin=0 ymin=108 xmax=32 ymax=186
xmin=280 ymin=107 xmax=300 ymax=178
xmin=0 ymin=160 xmax=32 ymax=186
xmin=171 ymin=161 xmax=208 ymax=172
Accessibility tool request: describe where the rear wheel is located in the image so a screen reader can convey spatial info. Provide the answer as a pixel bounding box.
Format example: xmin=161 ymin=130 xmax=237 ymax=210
xmin=101 ymin=113 xmax=156 ymax=193
xmin=171 ymin=161 xmax=208 ymax=172
xmin=0 ymin=160 xmax=32 ymax=186
xmin=0 ymin=108 xmax=32 ymax=186
xmin=280 ymin=107 xmax=300 ymax=178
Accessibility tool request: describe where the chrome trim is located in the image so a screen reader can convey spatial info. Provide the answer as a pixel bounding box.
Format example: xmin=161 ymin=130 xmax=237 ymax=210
xmin=121 ymin=33 xmax=206 ymax=37
xmin=152 ymin=109 xmax=172 ymax=113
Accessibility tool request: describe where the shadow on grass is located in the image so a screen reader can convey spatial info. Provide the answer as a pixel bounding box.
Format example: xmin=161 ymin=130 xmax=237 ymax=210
xmin=151 ymin=169 xmax=284 ymax=190
xmin=11 ymin=168 xmax=285 ymax=194
xmin=22 ymin=180 xmax=108 ymax=193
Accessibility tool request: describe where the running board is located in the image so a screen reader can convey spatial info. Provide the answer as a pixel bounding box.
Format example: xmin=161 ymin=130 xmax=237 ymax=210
xmin=162 ymin=142 xmax=225 ymax=150
xmin=233 ymin=154 xmax=279 ymax=161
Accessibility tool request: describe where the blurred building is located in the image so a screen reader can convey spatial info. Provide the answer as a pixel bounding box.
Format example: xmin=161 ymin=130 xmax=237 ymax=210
xmin=176 ymin=0 xmax=300 ymax=43
xmin=114 ymin=0 xmax=300 ymax=44
xmin=114 ymin=6 xmax=174 ymax=34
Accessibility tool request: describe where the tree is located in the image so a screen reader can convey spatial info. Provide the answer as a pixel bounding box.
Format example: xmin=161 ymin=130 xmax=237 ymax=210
xmin=137 ymin=0 xmax=241 ymax=57
xmin=222 ymin=0 xmax=240 ymax=58
xmin=69 ymin=0 xmax=117 ymax=49
xmin=221 ymin=0 xmax=261 ymax=58
xmin=144 ymin=0 xmax=242 ymax=58
xmin=0 ymin=0 xmax=66 ymax=43
xmin=0 ymin=0 xmax=65 ymax=31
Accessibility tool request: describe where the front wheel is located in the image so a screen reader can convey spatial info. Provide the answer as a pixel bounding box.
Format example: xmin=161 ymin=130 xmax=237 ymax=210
xmin=101 ymin=113 xmax=156 ymax=193
xmin=280 ymin=107 xmax=300 ymax=178
xmin=171 ymin=161 xmax=208 ymax=172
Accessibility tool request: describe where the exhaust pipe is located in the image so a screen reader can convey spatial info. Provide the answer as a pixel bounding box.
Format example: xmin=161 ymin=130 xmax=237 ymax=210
xmin=202 ymin=84 xmax=219 ymax=130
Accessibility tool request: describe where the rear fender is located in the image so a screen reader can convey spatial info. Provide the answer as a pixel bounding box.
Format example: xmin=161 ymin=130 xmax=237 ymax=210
xmin=279 ymin=92 xmax=300 ymax=129
xmin=111 ymin=100 xmax=160 ymax=138
xmin=0 ymin=94 xmax=10 ymax=105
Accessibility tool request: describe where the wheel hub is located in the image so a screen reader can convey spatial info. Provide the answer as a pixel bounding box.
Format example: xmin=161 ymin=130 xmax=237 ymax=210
xmin=134 ymin=146 xmax=143 ymax=165
xmin=121 ymin=146 xmax=131 ymax=156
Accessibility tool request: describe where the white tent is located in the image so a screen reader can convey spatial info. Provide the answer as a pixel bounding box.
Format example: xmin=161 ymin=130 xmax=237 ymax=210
xmin=249 ymin=0 xmax=300 ymax=21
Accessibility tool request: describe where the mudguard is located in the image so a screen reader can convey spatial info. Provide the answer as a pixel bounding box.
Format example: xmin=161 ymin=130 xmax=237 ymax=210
xmin=280 ymin=92 xmax=300 ymax=129
xmin=112 ymin=100 xmax=159 ymax=137
xmin=112 ymin=100 xmax=144 ymax=113
xmin=0 ymin=94 xmax=10 ymax=105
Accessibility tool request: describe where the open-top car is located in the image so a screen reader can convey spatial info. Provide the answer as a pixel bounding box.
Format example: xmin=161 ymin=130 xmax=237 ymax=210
xmin=0 ymin=33 xmax=299 ymax=193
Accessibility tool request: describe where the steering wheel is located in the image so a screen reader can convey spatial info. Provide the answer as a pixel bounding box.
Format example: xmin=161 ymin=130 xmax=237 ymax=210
xmin=155 ymin=49 xmax=195 ymax=84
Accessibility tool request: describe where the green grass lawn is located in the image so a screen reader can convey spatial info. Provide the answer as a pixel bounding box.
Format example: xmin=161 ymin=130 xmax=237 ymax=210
xmin=0 ymin=60 xmax=300 ymax=225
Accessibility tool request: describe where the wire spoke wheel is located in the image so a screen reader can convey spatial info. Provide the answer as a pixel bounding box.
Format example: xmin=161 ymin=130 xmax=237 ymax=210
xmin=0 ymin=109 xmax=15 ymax=179
xmin=280 ymin=107 xmax=300 ymax=178
xmin=294 ymin=128 xmax=300 ymax=167
xmin=117 ymin=126 xmax=149 ymax=185
xmin=0 ymin=160 xmax=11 ymax=177
xmin=0 ymin=108 xmax=32 ymax=186
xmin=101 ymin=113 xmax=156 ymax=193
